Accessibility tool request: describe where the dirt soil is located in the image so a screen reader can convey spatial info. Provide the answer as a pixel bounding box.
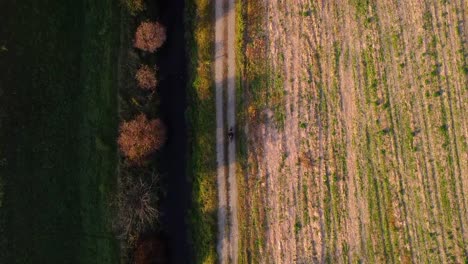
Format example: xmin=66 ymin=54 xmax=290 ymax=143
xmin=239 ymin=0 xmax=468 ymax=263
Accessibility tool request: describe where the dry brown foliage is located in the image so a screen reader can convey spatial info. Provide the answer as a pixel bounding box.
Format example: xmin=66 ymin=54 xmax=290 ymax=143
xmin=136 ymin=65 xmax=157 ymax=91
xmin=134 ymin=236 xmax=168 ymax=264
xmin=118 ymin=114 xmax=166 ymax=163
xmin=245 ymin=37 xmax=266 ymax=61
xmin=134 ymin=22 xmax=166 ymax=53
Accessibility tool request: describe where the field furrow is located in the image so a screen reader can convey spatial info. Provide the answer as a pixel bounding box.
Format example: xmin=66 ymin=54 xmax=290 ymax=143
xmin=237 ymin=0 xmax=468 ymax=263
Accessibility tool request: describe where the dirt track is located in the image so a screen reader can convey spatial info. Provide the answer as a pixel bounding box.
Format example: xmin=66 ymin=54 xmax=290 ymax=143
xmin=215 ymin=0 xmax=237 ymax=262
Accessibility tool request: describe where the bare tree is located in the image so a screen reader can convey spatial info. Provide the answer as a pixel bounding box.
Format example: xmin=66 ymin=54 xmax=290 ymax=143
xmin=114 ymin=171 xmax=159 ymax=243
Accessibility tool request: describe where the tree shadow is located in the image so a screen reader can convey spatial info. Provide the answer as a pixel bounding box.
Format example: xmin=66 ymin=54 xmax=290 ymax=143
xmin=214 ymin=0 xmax=235 ymax=23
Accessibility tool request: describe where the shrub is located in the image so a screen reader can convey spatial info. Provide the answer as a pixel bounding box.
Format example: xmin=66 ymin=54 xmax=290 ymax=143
xmin=134 ymin=236 xmax=168 ymax=264
xmin=123 ymin=0 xmax=145 ymax=15
xmin=134 ymin=22 xmax=166 ymax=53
xmin=136 ymin=65 xmax=157 ymax=91
xmin=114 ymin=173 xmax=159 ymax=243
xmin=118 ymin=114 xmax=166 ymax=163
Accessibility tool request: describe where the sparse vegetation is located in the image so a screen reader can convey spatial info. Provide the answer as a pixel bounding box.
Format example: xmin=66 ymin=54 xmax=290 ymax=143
xmin=237 ymin=0 xmax=468 ymax=263
xmin=236 ymin=0 xmax=271 ymax=262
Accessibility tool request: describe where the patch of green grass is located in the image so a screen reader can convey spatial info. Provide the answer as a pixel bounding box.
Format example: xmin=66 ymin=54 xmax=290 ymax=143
xmin=0 ymin=0 xmax=121 ymax=263
xmin=186 ymin=0 xmax=217 ymax=263
xmin=270 ymin=72 xmax=286 ymax=129
xmin=294 ymin=219 xmax=302 ymax=235
xmin=351 ymin=0 xmax=370 ymax=18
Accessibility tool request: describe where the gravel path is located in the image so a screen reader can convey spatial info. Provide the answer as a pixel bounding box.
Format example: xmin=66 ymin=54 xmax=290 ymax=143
xmin=215 ymin=0 xmax=237 ymax=262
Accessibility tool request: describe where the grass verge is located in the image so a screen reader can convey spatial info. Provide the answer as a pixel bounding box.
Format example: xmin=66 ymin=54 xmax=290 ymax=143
xmin=186 ymin=0 xmax=217 ymax=263
xmin=236 ymin=0 xmax=269 ymax=263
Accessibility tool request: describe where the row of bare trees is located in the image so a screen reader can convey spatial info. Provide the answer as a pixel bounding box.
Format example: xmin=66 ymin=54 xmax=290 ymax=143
xmin=115 ymin=8 xmax=168 ymax=259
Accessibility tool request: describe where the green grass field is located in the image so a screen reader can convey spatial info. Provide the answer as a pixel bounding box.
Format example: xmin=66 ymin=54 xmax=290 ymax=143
xmin=0 ymin=0 xmax=121 ymax=263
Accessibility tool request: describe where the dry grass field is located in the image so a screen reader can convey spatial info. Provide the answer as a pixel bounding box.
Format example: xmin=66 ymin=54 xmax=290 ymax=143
xmin=237 ymin=0 xmax=468 ymax=263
